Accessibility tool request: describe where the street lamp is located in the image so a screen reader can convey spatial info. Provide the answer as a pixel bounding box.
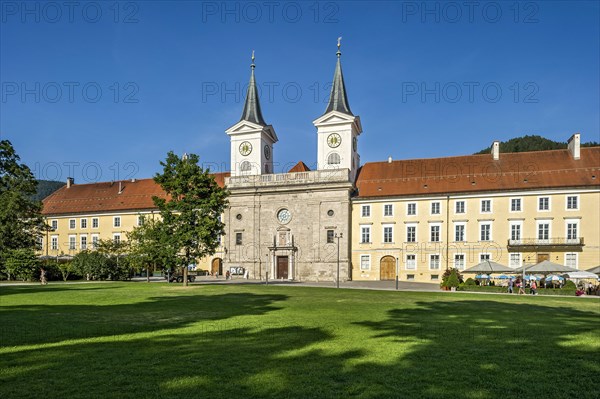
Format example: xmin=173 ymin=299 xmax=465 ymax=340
xmin=335 ymin=233 xmax=343 ymax=288
xmin=395 ymin=257 xmax=399 ymax=290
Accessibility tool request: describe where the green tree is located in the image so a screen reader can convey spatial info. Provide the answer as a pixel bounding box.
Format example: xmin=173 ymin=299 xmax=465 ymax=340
xmin=4 ymin=248 xmax=40 ymax=281
xmin=71 ymin=251 xmax=110 ymax=280
xmin=476 ymin=135 xmax=599 ymax=154
xmin=0 ymin=140 xmax=45 ymax=272
xmin=96 ymin=239 xmax=131 ymax=280
xmin=127 ymin=216 xmax=177 ymax=282
xmin=57 ymin=261 xmax=75 ymax=282
xmin=153 ymin=152 xmax=228 ymax=286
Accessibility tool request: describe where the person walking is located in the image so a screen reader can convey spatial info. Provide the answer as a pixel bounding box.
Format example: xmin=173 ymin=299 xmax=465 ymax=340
xmin=508 ymin=278 xmax=514 ymax=294
xmin=530 ymin=280 xmax=537 ymax=295
xmin=517 ymin=278 xmax=525 ymax=295
xmin=40 ymin=268 xmax=48 ymax=285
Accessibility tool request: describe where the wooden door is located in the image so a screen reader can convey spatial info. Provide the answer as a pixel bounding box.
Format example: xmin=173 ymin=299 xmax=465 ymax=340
xmin=537 ymin=254 xmax=550 ymax=263
xmin=277 ymin=256 xmax=289 ymax=279
xmin=211 ymin=258 xmax=222 ymax=275
xmin=380 ymin=256 xmax=396 ymax=280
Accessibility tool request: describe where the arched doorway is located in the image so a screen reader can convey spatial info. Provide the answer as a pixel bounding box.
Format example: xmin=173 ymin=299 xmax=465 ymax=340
xmin=211 ymin=258 xmax=222 ymax=276
xmin=380 ymin=256 xmax=396 ymax=280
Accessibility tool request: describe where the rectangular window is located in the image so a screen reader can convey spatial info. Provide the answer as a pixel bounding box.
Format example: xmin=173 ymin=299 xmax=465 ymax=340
xmin=431 ymin=274 xmax=439 ymax=281
xmin=406 ymin=254 xmax=416 ymax=270
xmin=69 ymin=236 xmax=76 ymax=250
xmin=430 ymin=225 xmax=440 ymax=242
xmin=429 ymin=255 xmax=440 ymax=270
xmin=113 ymin=234 xmax=121 ymax=244
xmin=537 ymin=223 xmax=549 ymax=241
xmin=235 ymin=232 xmax=243 ymax=245
xmin=407 ymin=203 xmax=416 ymax=216
xmin=510 ymin=253 xmax=522 ymax=268
xmin=454 ymin=224 xmax=465 ymax=242
xmin=565 ymin=253 xmax=577 ymax=268
xmin=80 ymin=235 xmax=87 ymax=250
xmin=510 ymin=223 xmax=522 ymax=241
xmin=510 ymin=198 xmax=522 ymax=212
xmin=384 ymin=204 xmax=393 ymax=217
xmin=566 ymin=195 xmax=578 ymax=210
xmin=481 ymin=199 xmax=491 ymax=213
xmin=480 ymin=224 xmax=491 ymax=241
xmin=406 ymin=274 xmax=415 ymax=281
xmin=92 ymin=235 xmax=99 ymax=249
xmin=431 ymin=201 xmax=441 ymax=215
xmin=361 ymin=205 xmax=371 ymax=217
xmin=383 ymin=225 xmax=393 ymax=243
xmin=455 ymin=201 xmax=465 ymax=214
xmin=538 ymin=197 xmax=550 ymax=211
xmin=480 ymin=253 xmax=491 ymax=262
xmin=406 ymin=225 xmax=416 ymax=243
xmin=80 ymin=218 xmax=87 ymax=229
xmin=361 ymin=226 xmax=371 ymax=243
xmin=51 ymin=236 xmax=58 ymax=250
xmin=326 ymin=229 xmax=334 ymax=244
xmin=69 ymin=219 xmax=76 ymax=229
xmin=138 ymin=215 xmax=145 ymax=226
xmin=36 ymin=236 xmax=43 ymax=250
xmin=454 ymin=254 xmax=465 ymax=270
xmin=92 ymin=218 xmax=99 ymax=228
xmin=360 ymin=255 xmax=370 ymax=271
xmin=567 ymin=222 xmax=578 ymax=241
xmin=51 ymin=220 xmax=58 ymax=230
xmin=114 ymin=216 xmax=121 ymax=228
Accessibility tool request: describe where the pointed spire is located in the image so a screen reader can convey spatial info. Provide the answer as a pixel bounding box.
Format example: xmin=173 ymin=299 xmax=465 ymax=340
xmin=323 ymin=37 xmax=353 ymax=116
xmin=240 ymin=50 xmax=267 ymax=126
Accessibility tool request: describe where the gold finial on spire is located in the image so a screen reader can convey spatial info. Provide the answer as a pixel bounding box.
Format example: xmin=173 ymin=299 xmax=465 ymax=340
xmin=337 ymin=37 xmax=342 ymax=57
xmin=251 ymin=50 xmax=255 ymax=69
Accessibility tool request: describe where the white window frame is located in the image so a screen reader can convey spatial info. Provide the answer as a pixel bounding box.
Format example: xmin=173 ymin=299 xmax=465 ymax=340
xmin=509 ymin=197 xmax=522 ymax=213
xmin=360 ymin=225 xmax=371 ymax=244
xmin=51 ymin=220 xmax=58 ymax=230
xmin=429 ymin=254 xmax=441 ymax=270
xmin=406 ymin=223 xmax=417 ymax=243
xmin=69 ymin=219 xmax=76 ymax=230
xmin=91 ymin=234 xmax=100 ymax=249
xmin=509 ymin=221 xmax=523 ymax=243
xmin=479 ymin=222 xmax=492 ymax=242
xmin=361 ymin=205 xmax=371 ymax=218
xmin=536 ymin=221 xmax=551 ymax=243
xmin=566 ymin=195 xmax=579 ymax=211
xmin=405 ymin=254 xmax=416 ymax=270
xmin=360 ymin=254 xmax=371 ymax=271
xmin=113 ymin=233 xmax=121 ymax=244
xmin=80 ymin=235 xmax=87 ymax=250
xmin=565 ymin=253 xmax=578 ymax=269
xmin=51 ymin=235 xmax=59 ymax=250
xmin=480 ymin=199 xmax=492 ymax=213
xmin=509 ymin=253 xmax=522 ymax=268
xmin=68 ymin=235 xmax=76 ymax=250
xmin=430 ymin=201 xmax=441 ymax=215
xmin=479 ymin=253 xmax=491 ymax=263
xmin=383 ymin=204 xmax=393 ymax=217
xmin=406 ymin=202 xmax=417 ymax=216
xmin=430 ymin=223 xmax=441 ymax=243
xmin=113 ymin=216 xmax=121 ymax=228
xmin=454 ymin=253 xmax=465 ymax=270
xmin=565 ymin=219 xmax=579 ymax=243
xmin=538 ymin=196 xmax=550 ymax=212
xmin=454 ymin=200 xmax=466 ymax=214
xmin=454 ymin=222 xmax=466 ymax=242
xmin=92 ymin=217 xmax=99 ymax=228
xmin=382 ymin=224 xmax=394 ymax=244
xmin=80 ymin=218 xmax=87 ymax=229
xmin=137 ymin=215 xmax=145 ymax=226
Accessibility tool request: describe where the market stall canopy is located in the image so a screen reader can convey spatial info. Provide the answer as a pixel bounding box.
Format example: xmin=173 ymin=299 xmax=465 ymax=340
xmin=562 ymin=271 xmax=600 ymax=280
xmin=463 ymin=261 xmax=515 ymax=274
xmin=515 ymin=260 xmax=578 ymax=274
xmin=586 ymin=266 xmax=600 ymax=275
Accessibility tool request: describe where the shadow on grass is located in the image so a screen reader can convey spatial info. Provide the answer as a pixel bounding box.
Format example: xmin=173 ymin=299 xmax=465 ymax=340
xmin=1 ymin=296 xmax=599 ymax=398
xmin=0 ymin=284 xmax=120 ymax=297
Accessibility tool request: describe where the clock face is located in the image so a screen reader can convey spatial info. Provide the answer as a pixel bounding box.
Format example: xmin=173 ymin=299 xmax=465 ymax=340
xmin=239 ymin=141 xmax=252 ymax=156
xmin=353 ymin=137 xmax=357 ymax=151
xmin=327 ymin=133 xmax=342 ymax=148
xmin=264 ymin=145 xmax=270 ymax=160
xmin=277 ymin=209 xmax=291 ymax=224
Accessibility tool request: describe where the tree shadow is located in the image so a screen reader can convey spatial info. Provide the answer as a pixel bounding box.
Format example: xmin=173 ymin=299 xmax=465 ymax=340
xmin=0 ymin=284 xmax=120 ymax=297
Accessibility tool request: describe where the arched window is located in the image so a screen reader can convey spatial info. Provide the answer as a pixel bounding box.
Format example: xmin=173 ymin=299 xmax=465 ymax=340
xmin=328 ymin=152 xmax=341 ymax=165
xmin=240 ymin=161 xmax=251 ymax=172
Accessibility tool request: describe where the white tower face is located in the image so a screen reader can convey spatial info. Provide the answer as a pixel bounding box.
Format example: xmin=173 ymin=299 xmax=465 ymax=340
xmin=314 ymin=112 xmax=362 ymax=180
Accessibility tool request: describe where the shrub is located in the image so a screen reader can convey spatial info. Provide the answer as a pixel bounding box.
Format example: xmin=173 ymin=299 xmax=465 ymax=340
xmin=563 ymin=280 xmax=576 ymax=289
xmin=465 ymin=278 xmax=476 ymax=286
xmin=446 ymin=270 xmax=460 ymax=288
xmin=3 ymin=248 xmax=39 ymax=281
xmin=441 ymin=268 xmax=463 ymax=288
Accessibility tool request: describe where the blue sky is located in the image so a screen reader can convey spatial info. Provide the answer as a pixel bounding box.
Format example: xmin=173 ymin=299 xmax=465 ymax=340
xmin=1 ymin=1 xmax=599 ymax=183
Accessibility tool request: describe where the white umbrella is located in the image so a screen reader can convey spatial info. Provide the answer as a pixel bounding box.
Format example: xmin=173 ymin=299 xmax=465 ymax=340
xmin=562 ymin=271 xmax=599 ymax=280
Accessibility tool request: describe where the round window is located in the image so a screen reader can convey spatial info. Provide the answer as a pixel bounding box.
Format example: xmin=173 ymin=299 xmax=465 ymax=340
xmin=327 ymin=210 xmax=334 ymax=217
xmin=236 ymin=214 xmax=242 ymax=220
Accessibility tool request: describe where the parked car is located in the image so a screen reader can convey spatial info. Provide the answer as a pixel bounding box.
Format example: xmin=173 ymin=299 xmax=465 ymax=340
xmin=163 ymin=270 xmax=196 ymax=283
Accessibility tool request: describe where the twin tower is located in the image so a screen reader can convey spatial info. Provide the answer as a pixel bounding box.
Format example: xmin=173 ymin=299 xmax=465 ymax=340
xmin=225 ymin=41 xmax=364 ymax=181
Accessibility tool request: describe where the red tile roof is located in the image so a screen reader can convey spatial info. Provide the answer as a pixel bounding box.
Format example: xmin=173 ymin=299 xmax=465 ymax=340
xmin=288 ymin=161 xmax=311 ymax=173
xmin=42 ymin=173 xmax=230 ymax=216
xmin=356 ymin=148 xmax=600 ymax=198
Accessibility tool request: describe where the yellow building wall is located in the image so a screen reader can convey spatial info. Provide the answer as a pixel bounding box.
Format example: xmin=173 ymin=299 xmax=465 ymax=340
xmin=352 ymin=189 xmax=600 ymax=283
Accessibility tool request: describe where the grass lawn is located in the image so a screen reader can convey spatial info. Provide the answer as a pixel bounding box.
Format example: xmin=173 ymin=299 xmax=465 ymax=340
xmin=1 ymin=283 xmax=599 ymax=398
